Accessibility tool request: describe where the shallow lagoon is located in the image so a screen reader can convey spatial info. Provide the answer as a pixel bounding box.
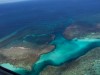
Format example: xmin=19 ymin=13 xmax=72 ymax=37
xmin=0 ymin=0 xmax=100 ymax=75
xmin=1 ymin=34 xmax=100 ymax=75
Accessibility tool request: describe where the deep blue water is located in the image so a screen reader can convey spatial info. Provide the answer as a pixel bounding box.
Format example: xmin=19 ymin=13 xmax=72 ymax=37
xmin=0 ymin=0 xmax=100 ymax=38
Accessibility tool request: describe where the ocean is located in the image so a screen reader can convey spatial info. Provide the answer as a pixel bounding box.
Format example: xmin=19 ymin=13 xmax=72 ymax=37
xmin=0 ymin=0 xmax=100 ymax=38
xmin=0 ymin=0 xmax=100 ymax=75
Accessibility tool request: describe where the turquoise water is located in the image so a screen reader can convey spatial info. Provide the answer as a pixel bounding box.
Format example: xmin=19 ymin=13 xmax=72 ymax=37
xmin=1 ymin=35 xmax=100 ymax=75
xmin=0 ymin=0 xmax=100 ymax=75
xmin=29 ymin=35 xmax=100 ymax=75
xmin=1 ymin=63 xmax=28 ymax=75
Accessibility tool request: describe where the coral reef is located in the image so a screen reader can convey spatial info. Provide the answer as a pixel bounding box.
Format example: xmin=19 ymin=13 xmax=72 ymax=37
xmin=29 ymin=34 xmax=100 ymax=75
xmin=63 ymin=21 xmax=100 ymax=40
xmin=40 ymin=47 xmax=100 ymax=75
xmin=0 ymin=21 xmax=100 ymax=75
xmin=0 ymin=26 xmax=55 ymax=48
xmin=0 ymin=45 xmax=54 ymax=70
xmin=0 ymin=30 xmax=55 ymax=70
xmin=39 ymin=21 xmax=100 ymax=75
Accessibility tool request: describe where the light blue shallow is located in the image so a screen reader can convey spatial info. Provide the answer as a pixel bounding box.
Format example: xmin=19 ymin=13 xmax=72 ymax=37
xmin=1 ymin=35 xmax=100 ymax=75
xmin=30 ymin=35 xmax=100 ymax=75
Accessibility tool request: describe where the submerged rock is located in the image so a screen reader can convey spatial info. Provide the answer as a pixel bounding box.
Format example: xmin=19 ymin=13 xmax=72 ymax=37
xmin=23 ymin=34 xmax=55 ymax=45
xmin=63 ymin=21 xmax=100 ymax=40
xmin=40 ymin=47 xmax=100 ymax=75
